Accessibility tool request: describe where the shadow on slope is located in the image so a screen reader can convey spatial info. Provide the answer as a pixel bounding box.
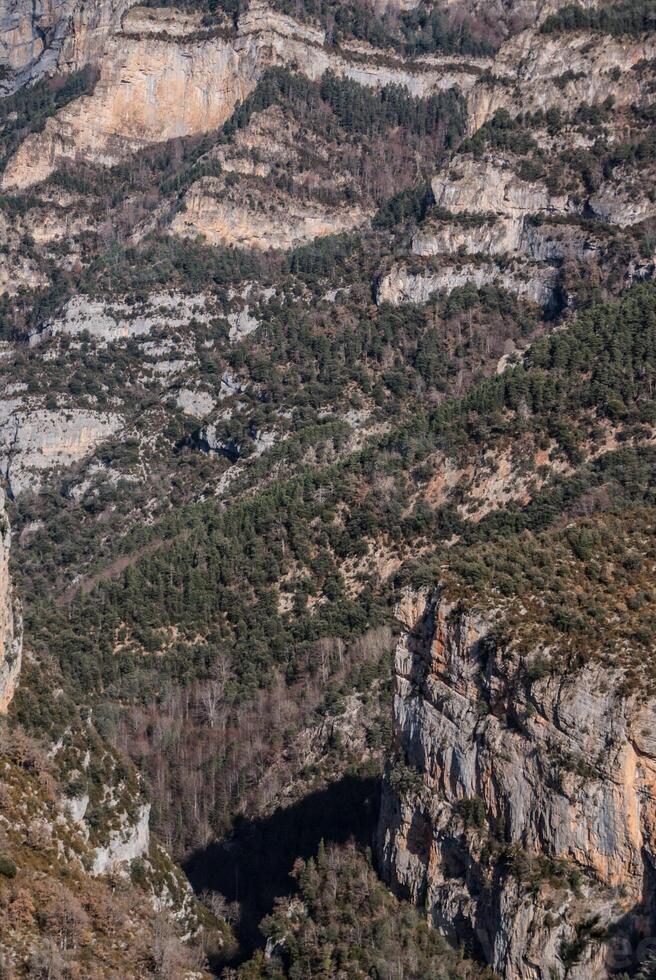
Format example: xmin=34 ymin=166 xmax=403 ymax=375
xmin=184 ymin=774 xmax=381 ymax=968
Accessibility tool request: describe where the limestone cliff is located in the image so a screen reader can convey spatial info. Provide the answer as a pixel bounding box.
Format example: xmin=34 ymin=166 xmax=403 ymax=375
xmin=90 ymin=802 xmax=151 ymax=874
xmin=378 ymin=588 xmax=656 ymax=979
xmin=172 ymin=174 xmax=367 ymax=250
xmin=1 ymin=0 xmax=483 ymax=191
xmin=0 ymin=407 xmax=122 ymax=496
xmin=0 ymin=0 xmax=131 ymax=94
xmin=377 ymin=258 xmax=558 ymax=308
xmin=0 ymin=488 xmax=21 ymax=713
xmin=431 ymin=158 xmax=569 ymax=219
xmin=404 ymin=141 xmax=656 ymax=308
xmin=466 ymin=27 xmax=656 ymax=135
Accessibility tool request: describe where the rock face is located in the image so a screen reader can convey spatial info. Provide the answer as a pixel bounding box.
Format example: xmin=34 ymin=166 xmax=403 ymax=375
xmin=378 ymin=589 xmax=656 ymax=979
xmin=40 ymin=291 xmax=210 ymax=344
xmin=377 ymin=259 xmax=557 ymax=308
xmin=0 ymin=407 xmax=122 ymax=496
xmin=405 ymin=155 xmax=624 ymax=307
xmin=589 ymin=171 xmax=656 ymax=227
xmin=412 ymin=216 xmax=600 ymax=265
xmin=175 ymin=387 xmax=216 ymax=418
xmin=1 ymin=0 xmax=483 ymax=190
xmin=53 ymin=728 xmax=154 ymax=876
xmin=466 ymin=28 xmax=656 ymax=135
xmin=431 ymin=158 xmax=568 ymax=219
xmin=0 ymin=0 xmax=131 ymax=94
xmin=91 ymin=802 xmax=151 ymax=875
xmin=172 ymin=175 xmax=367 ymax=250
xmin=2 ymin=22 xmax=247 ymax=189
xmin=0 ymin=489 xmax=21 ymax=713
xmin=404 ymin=138 xmax=655 ymax=307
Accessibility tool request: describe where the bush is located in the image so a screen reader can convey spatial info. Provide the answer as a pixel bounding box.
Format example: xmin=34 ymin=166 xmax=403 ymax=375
xmin=0 ymin=855 xmax=17 ymax=878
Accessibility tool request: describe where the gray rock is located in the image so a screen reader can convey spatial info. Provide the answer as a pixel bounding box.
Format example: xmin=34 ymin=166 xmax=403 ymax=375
xmin=91 ymin=803 xmax=151 ymax=875
xmin=0 ymin=408 xmax=122 ymax=495
xmin=0 ymin=488 xmax=21 ymax=713
xmin=39 ymin=291 xmax=210 ymax=346
xmin=378 ymin=588 xmax=656 ymax=979
xmin=377 ymin=260 xmax=558 ymax=308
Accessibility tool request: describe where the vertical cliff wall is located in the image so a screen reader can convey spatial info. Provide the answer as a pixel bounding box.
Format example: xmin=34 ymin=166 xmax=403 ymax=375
xmin=0 ymin=488 xmax=21 ymax=713
xmin=0 ymin=0 xmax=131 ymax=94
xmin=378 ymin=589 xmax=656 ymax=979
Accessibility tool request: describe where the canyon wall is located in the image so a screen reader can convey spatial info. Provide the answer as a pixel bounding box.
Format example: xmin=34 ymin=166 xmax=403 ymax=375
xmin=465 ymin=26 xmax=656 ymax=134
xmin=378 ymin=589 xmax=656 ymax=979
xmin=0 ymin=489 xmax=21 ymax=713
xmin=0 ymin=0 xmax=131 ymax=94
xmin=8 ymin=0 xmax=651 ymax=191
xmin=1 ymin=0 xmax=483 ymax=191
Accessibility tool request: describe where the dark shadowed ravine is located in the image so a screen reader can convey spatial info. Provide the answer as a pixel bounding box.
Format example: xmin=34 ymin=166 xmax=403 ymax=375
xmin=184 ymin=775 xmax=381 ymax=967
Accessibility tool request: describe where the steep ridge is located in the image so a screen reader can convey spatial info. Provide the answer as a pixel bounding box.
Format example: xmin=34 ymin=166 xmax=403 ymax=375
xmin=0 ymin=496 xmax=219 ymax=976
xmin=0 ymin=488 xmax=21 ymax=713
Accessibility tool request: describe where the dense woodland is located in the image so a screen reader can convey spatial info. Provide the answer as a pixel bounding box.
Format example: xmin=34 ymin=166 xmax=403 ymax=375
xmin=11 ymin=283 xmax=656 ymax=902
xmin=233 ymin=843 xmax=492 ymax=979
xmin=541 ymin=0 xmax=656 ymax=35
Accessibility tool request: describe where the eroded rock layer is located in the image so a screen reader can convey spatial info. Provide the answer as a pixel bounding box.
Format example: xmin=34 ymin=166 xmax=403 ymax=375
xmin=378 ymin=589 xmax=656 ymax=979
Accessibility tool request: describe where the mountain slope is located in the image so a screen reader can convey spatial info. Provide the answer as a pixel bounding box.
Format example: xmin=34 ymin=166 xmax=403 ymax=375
xmin=2 ymin=0 xmax=656 ymax=977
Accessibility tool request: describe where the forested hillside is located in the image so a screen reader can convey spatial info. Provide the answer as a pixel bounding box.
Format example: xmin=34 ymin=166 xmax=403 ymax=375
xmin=2 ymin=0 xmax=656 ymax=976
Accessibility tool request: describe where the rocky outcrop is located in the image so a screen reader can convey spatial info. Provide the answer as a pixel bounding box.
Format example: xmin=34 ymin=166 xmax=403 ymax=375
xmin=0 ymin=407 xmax=122 ymax=496
xmin=377 ymin=259 xmax=558 ymax=308
xmin=227 ymin=306 xmax=260 ymax=342
xmin=39 ymin=291 xmax=210 ymax=344
xmin=409 ymin=133 xmax=656 ymax=306
xmin=1 ymin=0 xmax=483 ymax=190
xmin=413 ymin=215 xmax=602 ymax=264
xmin=407 ymin=153 xmax=636 ymax=303
xmin=378 ymin=589 xmax=656 ymax=979
xmin=414 ymin=157 xmax=592 ymax=264
xmin=0 ymin=0 xmax=131 ymax=94
xmin=414 ymin=215 xmax=523 ymax=258
xmin=2 ymin=22 xmax=247 ymax=189
xmin=0 ymin=0 xmax=71 ymax=91
xmin=53 ymin=730 xmax=154 ymax=876
xmin=91 ymin=802 xmax=151 ymax=875
xmin=171 ymin=175 xmax=367 ymax=250
xmin=431 ymin=158 xmax=568 ymax=219
xmin=589 ymin=172 xmax=656 ymax=227
xmin=466 ymin=28 xmax=656 ymax=134
xmin=0 ymin=489 xmax=21 ymax=713
xmin=175 ymin=387 xmax=216 ymax=418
